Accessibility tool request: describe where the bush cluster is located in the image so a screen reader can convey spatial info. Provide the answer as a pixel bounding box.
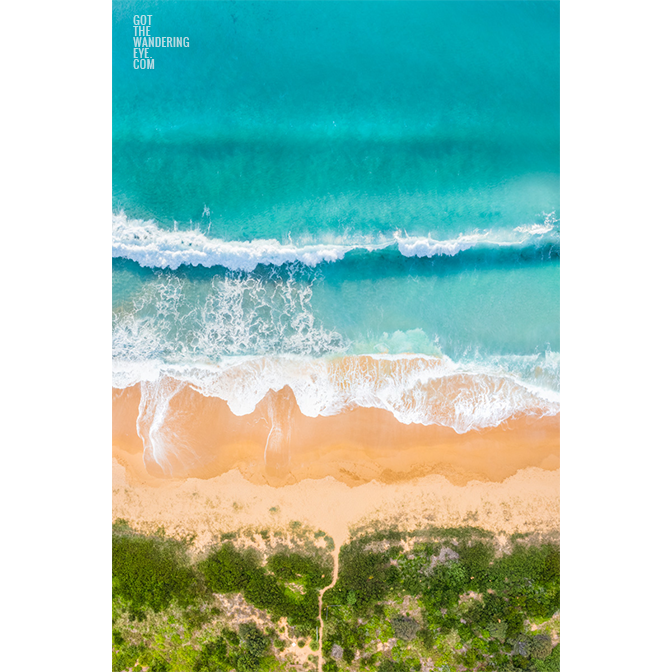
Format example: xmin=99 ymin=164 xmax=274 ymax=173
xmin=113 ymin=525 xmax=559 ymax=672
xmin=322 ymin=530 xmax=560 ymax=672
xmin=199 ymin=543 xmax=331 ymax=630
xmin=390 ymin=615 xmax=420 ymax=641
xmin=112 ymin=530 xmax=200 ymax=617
xmin=190 ymin=622 xmax=271 ymax=672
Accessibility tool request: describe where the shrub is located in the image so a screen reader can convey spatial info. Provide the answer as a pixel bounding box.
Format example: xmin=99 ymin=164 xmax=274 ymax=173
xmin=146 ymin=658 xmax=169 ymax=672
xmin=204 ymin=549 xmax=325 ymax=630
xmin=199 ymin=543 xmax=254 ymax=593
xmin=542 ymin=547 xmax=560 ymax=585
xmin=184 ymin=605 xmax=210 ymax=631
xmin=334 ymin=547 xmax=393 ymax=611
xmin=504 ymin=610 xmax=525 ymax=639
xmin=379 ymin=660 xmax=409 ymax=672
xmin=112 ymin=644 xmax=144 ymax=672
xmin=458 ymin=541 xmax=495 ymax=586
xmin=236 ymin=651 xmax=261 ymax=672
xmin=390 ymin=615 xmax=420 ymax=641
xmin=243 ymin=569 xmax=287 ymax=612
xmin=198 ymin=633 xmax=229 ymax=665
xmin=533 ymin=643 xmax=560 ymax=672
xmin=112 ymin=533 xmax=198 ymax=613
xmin=417 ymin=627 xmax=434 ymax=649
xmin=529 ymin=633 xmax=553 ymax=660
xmin=511 ymin=653 xmax=532 ymax=669
xmin=239 ymin=622 xmax=269 ymax=657
xmin=112 ymin=518 xmax=132 ymax=532
xmin=423 ymin=560 xmax=469 ymax=611
xmin=487 ymin=620 xmax=508 ymax=642
xmin=266 ymin=552 xmax=331 ymax=588
xmin=487 ymin=638 xmax=501 ymax=654
xmin=512 ymin=634 xmax=531 ymax=656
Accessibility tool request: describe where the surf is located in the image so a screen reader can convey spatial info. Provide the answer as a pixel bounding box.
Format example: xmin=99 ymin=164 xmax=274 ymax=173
xmin=112 ymin=211 xmax=559 ymax=272
xmin=112 ymin=356 xmax=560 ymax=481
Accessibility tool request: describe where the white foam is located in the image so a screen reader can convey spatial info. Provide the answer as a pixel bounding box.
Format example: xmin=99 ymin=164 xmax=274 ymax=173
xmin=112 ymin=211 xmax=559 ymax=271
xmin=514 ymin=223 xmax=553 ymax=235
xmin=397 ymin=213 xmax=559 ymax=259
xmin=115 ymin=352 xmax=560 ymax=435
xmin=394 ymin=231 xmax=491 ymax=258
xmin=514 ymin=213 xmax=558 ymax=236
xmin=112 ymin=212 xmax=371 ymax=271
xmin=112 ymin=269 xmax=347 ymax=362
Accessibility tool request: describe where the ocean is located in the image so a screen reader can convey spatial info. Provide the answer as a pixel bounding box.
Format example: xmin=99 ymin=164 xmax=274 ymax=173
xmin=112 ymin=0 xmax=559 ymax=474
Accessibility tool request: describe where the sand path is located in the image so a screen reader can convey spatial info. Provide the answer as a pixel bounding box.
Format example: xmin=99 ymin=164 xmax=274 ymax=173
xmin=317 ymin=542 xmax=342 ymax=672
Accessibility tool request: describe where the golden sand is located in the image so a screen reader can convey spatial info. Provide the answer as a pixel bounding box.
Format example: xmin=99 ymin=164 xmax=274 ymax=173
xmin=113 ymin=462 xmax=558 ymax=552
xmin=113 ymin=385 xmax=559 ymax=487
xmin=113 ymin=382 xmax=559 ymax=546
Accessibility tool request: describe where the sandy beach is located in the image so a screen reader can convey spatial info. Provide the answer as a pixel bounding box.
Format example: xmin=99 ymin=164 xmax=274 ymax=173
xmin=114 ymin=422 xmax=559 ymax=554
xmin=113 ymin=375 xmax=559 ymax=550
xmin=113 ymin=459 xmax=558 ymax=553
xmin=114 ymin=384 xmax=559 ymax=486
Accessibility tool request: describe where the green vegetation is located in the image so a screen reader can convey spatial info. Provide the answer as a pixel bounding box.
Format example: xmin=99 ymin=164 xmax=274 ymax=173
xmin=112 ymin=525 xmax=201 ymax=618
xmin=113 ymin=520 xmax=333 ymax=671
xmin=200 ymin=543 xmax=331 ymax=631
xmin=112 ymin=522 xmax=559 ymax=671
xmin=321 ymin=528 xmax=560 ymax=671
xmin=390 ymin=615 xmax=420 ymax=641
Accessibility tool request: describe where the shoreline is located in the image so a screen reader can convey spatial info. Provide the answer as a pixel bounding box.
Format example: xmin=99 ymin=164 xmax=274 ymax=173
xmin=113 ymin=384 xmax=559 ymax=488
xmin=113 ymin=383 xmax=559 ymax=551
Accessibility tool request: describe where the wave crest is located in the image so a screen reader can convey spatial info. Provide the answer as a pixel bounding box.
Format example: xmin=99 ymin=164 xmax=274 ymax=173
xmin=113 ymin=212 xmax=559 ymax=271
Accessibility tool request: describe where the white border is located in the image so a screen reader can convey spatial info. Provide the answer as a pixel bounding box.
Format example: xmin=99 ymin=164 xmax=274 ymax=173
xmin=4 ymin=0 xmax=110 ymax=666
xmin=561 ymin=0 xmax=670 ymax=669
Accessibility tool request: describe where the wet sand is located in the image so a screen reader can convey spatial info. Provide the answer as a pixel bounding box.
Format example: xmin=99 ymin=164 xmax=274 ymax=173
xmin=113 ymin=382 xmax=559 ymax=548
xmin=113 ymin=384 xmax=559 ymax=487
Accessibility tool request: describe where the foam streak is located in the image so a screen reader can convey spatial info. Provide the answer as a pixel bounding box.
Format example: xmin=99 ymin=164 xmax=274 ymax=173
xmin=113 ymin=212 xmax=558 ymax=271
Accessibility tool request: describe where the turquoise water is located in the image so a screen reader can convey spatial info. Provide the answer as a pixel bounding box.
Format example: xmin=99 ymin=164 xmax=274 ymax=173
xmin=113 ymin=1 xmax=559 ymax=239
xmin=112 ymin=1 xmax=560 ymax=429
xmin=112 ymin=251 xmax=559 ymax=360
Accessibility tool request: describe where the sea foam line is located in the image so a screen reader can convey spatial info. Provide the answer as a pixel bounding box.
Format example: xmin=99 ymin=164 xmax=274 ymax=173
xmin=112 ymin=212 xmax=558 ymax=271
xmin=112 ymin=352 xmax=560 ymax=434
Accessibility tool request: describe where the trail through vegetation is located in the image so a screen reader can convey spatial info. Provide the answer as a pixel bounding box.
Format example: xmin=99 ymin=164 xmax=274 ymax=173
xmin=317 ymin=540 xmax=341 ymax=672
xmin=112 ymin=522 xmax=559 ymax=671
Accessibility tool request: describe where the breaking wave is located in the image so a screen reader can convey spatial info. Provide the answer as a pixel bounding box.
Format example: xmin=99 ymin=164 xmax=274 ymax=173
xmin=113 ymin=351 xmax=559 ymax=435
xmin=112 ymin=212 xmax=559 ymax=271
